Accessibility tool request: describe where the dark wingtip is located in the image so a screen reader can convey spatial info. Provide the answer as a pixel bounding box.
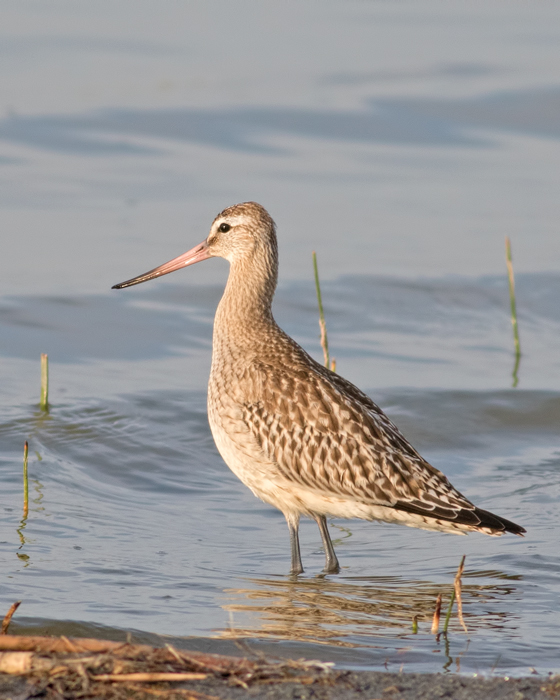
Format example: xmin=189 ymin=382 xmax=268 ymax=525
xmin=475 ymin=508 xmax=526 ymax=536
xmin=395 ymin=501 xmax=526 ymax=536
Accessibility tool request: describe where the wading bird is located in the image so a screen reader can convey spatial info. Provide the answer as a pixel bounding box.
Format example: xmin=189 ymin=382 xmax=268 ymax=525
xmin=113 ymin=202 xmax=525 ymax=574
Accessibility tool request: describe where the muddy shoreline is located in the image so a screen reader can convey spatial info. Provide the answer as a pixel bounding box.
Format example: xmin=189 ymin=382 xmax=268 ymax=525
xmin=152 ymin=670 xmax=558 ymax=700
xmin=0 ymin=634 xmax=556 ymax=700
xmin=1 ymin=668 xmax=557 ymax=700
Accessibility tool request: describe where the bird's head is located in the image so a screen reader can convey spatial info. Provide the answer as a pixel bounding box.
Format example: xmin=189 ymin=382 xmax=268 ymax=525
xmin=112 ymin=201 xmax=276 ymax=290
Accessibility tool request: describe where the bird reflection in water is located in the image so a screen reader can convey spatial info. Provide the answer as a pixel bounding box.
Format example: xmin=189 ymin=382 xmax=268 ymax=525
xmin=218 ymin=572 xmax=519 ymax=647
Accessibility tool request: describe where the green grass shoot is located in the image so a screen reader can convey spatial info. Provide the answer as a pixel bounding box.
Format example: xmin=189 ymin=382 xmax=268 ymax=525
xmin=312 ymin=251 xmax=336 ymax=371
xmin=442 ymin=586 xmax=455 ymax=634
xmin=40 ymin=353 xmax=49 ymax=410
xmin=23 ymin=441 xmax=29 ymax=519
xmin=505 ymin=237 xmax=521 ymax=387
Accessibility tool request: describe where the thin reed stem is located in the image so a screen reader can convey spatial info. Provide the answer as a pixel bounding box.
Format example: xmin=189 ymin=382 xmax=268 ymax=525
xmin=442 ymin=589 xmax=455 ymax=635
xmin=312 ymin=251 xmax=331 ymax=369
xmin=40 ymin=354 xmax=49 ymax=410
xmin=442 ymin=555 xmax=467 ymax=635
xmin=454 ymin=554 xmax=468 ymax=635
xmin=431 ymin=593 xmax=442 ymax=634
xmin=39 ymin=352 xmax=49 ymax=411
xmin=505 ymin=237 xmax=521 ymax=387
xmin=23 ymin=442 xmax=29 ymax=519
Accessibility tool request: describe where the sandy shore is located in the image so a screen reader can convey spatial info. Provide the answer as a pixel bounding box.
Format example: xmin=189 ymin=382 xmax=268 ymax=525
xmin=1 ymin=665 xmax=557 ymax=699
xmin=155 ymin=669 xmax=558 ymax=700
xmin=0 ymin=634 xmax=556 ymax=700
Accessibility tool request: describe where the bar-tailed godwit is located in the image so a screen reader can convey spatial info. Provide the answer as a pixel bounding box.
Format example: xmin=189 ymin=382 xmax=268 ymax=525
xmin=113 ymin=202 xmax=525 ymax=574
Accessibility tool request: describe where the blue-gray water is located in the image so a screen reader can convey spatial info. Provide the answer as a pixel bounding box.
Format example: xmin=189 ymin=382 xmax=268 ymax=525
xmin=1 ymin=0 xmax=559 ymax=678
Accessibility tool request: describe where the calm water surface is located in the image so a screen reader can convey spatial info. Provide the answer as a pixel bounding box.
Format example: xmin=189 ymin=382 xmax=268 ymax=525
xmin=1 ymin=0 xmax=559 ymax=677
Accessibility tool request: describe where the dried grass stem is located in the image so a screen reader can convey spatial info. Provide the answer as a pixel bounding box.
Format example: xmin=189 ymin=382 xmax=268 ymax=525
xmin=23 ymin=442 xmax=29 ymax=519
xmin=505 ymin=237 xmax=521 ymax=387
xmin=40 ymin=353 xmax=49 ymax=410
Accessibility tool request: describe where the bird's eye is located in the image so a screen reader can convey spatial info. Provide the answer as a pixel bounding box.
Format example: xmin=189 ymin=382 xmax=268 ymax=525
xmin=218 ymin=223 xmax=231 ymax=233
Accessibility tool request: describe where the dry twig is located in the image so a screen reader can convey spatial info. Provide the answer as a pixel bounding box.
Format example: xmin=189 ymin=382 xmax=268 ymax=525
xmin=93 ymin=672 xmax=207 ymax=682
xmin=128 ymin=686 xmax=218 ymax=699
xmin=442 ymin=555 xmax=467 ymax=635
xmin=0 ymin=633 xmax=333 ymax=699
xmin=1 ymin=602 xmax=21 ymax=635
xmin=430 ymin=593 xmax=442 ymax=634
xmin=454 ymin=555 xmax=468 ymax=635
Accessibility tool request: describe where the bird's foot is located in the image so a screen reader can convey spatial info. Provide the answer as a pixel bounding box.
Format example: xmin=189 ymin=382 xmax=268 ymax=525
xmin=322 ymin=558 xmax=340 ymax=575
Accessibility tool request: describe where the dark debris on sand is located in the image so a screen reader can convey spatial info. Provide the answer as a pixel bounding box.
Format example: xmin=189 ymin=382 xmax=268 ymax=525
xmin=0 ymin=635 xmax=557 ymax=700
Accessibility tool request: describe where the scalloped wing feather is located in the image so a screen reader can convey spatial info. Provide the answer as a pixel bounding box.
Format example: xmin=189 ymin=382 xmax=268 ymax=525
xmin=239 ymin=349 xmax=479 ymax=524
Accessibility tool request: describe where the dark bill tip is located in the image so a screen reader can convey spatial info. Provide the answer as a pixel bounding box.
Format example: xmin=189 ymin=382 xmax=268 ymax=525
xmin=111 ymin=241 xmax=210 ymax=290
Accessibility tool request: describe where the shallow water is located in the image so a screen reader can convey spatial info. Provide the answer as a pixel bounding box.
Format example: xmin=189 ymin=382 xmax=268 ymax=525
xmin=1 ymin=274 xmax=559 ymax=675
xmin=1 ymin=0 xmax=560 ymax=678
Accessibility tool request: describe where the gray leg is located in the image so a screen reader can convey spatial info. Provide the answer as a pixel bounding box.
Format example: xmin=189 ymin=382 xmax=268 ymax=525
xmin=285 ymin=512 xmax=303 ymax=575
xmin=314 ymin=515 xmax=340 ymax=574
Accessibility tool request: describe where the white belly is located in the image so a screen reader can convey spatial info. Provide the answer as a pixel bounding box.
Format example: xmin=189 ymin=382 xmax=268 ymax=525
xmin=208 ymin=400 xmax=288 ymax=508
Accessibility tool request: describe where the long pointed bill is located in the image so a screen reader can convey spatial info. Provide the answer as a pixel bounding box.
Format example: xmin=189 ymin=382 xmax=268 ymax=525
xmin=112 ymin=241 xmax=210 ymax=289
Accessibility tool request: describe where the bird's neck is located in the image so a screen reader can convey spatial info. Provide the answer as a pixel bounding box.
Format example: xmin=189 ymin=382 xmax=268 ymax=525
xmin=214 ymin=254 xmax=279 ymax=345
